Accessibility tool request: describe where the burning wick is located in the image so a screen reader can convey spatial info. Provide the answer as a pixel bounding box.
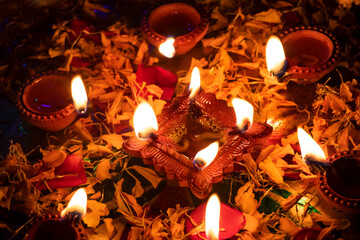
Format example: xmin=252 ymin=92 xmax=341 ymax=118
xmin=193 ymin=142 xmax=219 ymax=169
xmin=133 ymin=102 xmax=159 ymax=140
xmin=297 ymin=127 xmax=330 ymax=172
xmin=159 ymin=36 xmax=175 ymax=58
xmin=189 ymin=67 xmax=201 ymax=101
xmin=60 ymin=188 xmax=87 ymax=222
xmin=232 ymin=98 xmax=254 ymax=132
xmin=71 ymin=76 xmax=88 ymax=114
xmin=205 ymin=194 xmax=221 ymax=240
xmin=266 ymin=36 xmax=288 ymax=78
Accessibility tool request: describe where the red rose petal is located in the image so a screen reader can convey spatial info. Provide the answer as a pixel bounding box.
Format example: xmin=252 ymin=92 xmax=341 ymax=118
xmin=33 ymin=154 xmax=87 ymax=191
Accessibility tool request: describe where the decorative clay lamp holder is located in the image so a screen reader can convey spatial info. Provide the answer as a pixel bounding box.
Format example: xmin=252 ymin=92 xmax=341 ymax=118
xmin=279 ymin=26 xmax=340 ymax=83
xmin=16 ymin=71 xmax=77 ymax=132
xmin=123 ymin=92 xmax=272 ymax=199
xmin=318 ymin=150 xmax=360 ymax=217
xmin=23 ymin=214 xmax=87 ymax=240
xmin=142 ymin=1 xmax=209 ymax=55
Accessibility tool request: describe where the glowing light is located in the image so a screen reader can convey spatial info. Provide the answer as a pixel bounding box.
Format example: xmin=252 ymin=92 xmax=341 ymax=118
xmin=189 ymin=67 xmax=201 ymax=100
xmin=159 ymin=37 xmax=175 ymax=58
xmin=232 ymin=98 xmax=254 ymax=131
xmin=205 ymin=194 xmax=220 ymax=240
xmin=266 ymin=36 xmax=286 ymax=77
xmin=297 ymin=127 xmax=326 ymax=163
xmin=193 ymin=142 xmax=219 ymax=169
xmin=71 ymin=76 xmax=88 ymax=114
xmin=133 ymin=102 xmax=158 ymax=140
xmin=60 ymin=188 xmax=87 ymax=220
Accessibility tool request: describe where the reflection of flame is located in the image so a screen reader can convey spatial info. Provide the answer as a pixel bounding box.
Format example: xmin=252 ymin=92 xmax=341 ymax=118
xmin=133 ymin=102 xmax=158 ymax=140
xmin=71 ymin=76 xmax=88 ymax=114
xmin=297 ymin=127 xmax=326 ymax=163
xmin=159 ymin=37 xmax=175 ymax=58
xmin=232 ymin=98 xmax=253 ymax=131
xmin=61 ymin=188 xmax=87 ymax=220
xmin=266 ymin=36 xmax=286 ymax=76
xmin=205 ymin=194 xmax=220 ymax=240
xmin=193 ymin=142 xmax=219 ymax=169
xmin=189 ymin=67 xmax=201 ymax=100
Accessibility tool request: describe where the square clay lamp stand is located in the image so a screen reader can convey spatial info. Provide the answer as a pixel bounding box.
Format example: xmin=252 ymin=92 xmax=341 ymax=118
xmin=279 ymin=26 xmax=340 ymax=83
xmin=16 ymin=71 xmax=77 ymax=132
xmin=141 ymin=1 xmax=209 ymax=55
xmin=123 ymin=92 xmax=272 ymax=199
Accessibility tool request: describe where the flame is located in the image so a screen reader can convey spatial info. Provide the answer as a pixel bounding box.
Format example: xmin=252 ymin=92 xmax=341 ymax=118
xmin=232 ymin=98 xmax=254 ymax=131
xmin=266 ymin=36 xmax=286 ymax=76
xmin=193 ymin=142 xmax=219 ymax=169
xmin=133 ymin=102 xmax=158 ymax=139
xmin=159 ymin=37 xmax=175 ymax=58
xmin=60 ymin=188 xmax=87 ymax=220
xmin=205 ymin=194 xmax=220 ymax=240
xmin=297 ymin=127 xmax=326 ymax=162
xmin=71 ymin=75 xmax=88 ymax=114
xmin=189 ymin=67 xmax=201 ymax=100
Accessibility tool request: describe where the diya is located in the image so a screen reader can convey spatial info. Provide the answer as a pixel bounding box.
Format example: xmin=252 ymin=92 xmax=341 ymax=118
xmin=141 ymin=1 xmax=209 ymax=55
xmin=298 ymin=128 xmax=360 ymax=218
xmin=278 ymin=26 xmax=340 ymax=83
xmin=185 ymin=194 xmax=246 ymax=239
xmin=24 ymin=188 xmax=88 ymax=240
xmin=318 ymin=150 xmax=360 ymax=217
xmin=16 ymin=71 xmax=77 ymax=131
xmin=123 ymin=70 xmax=272 ymax=199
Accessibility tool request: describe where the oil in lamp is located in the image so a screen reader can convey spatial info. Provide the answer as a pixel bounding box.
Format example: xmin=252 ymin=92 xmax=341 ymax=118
xmin=297 ymin=127 xmax=360 ymax=218
xmin=123 ymin=67 xmax=272 ymax=199
xmin=142 ymin=1 xmax=209 ymax=55
xmin=24 ymin=188 xmax=88 ymax=240
xmin=266 ymin=26 xmax=340 ymax=83
xmin=185 ymin=193 xmax=246 ymax=239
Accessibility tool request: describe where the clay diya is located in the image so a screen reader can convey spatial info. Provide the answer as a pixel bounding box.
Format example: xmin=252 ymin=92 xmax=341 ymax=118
xmin=16 ymin=72 xmax=77 ymax=131
xmin=142 ymin=1 xmax=209 ymax=55
xmin=318 ymin=150 xmax=360 ymax=217
xmin=278 ymin=26 xmax=340 ymax=83
xmin=123 ymin=91 xmax=272 ymax=199
xmin=24 ymin=188 xmax=87 ymax=240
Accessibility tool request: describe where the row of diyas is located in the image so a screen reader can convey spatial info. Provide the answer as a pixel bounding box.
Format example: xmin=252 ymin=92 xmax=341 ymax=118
xmin=123 ymin=66 xmax=273 ymax=199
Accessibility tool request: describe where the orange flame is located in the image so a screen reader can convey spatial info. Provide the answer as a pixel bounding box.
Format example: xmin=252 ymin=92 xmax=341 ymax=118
xmin=297 ymin=127 xmax=326 ymax=163
xmin=189 ymin=67 xmax=201 ymax=100
xmin=205 ymin=194 xmax=220 ymax=240
xmin=266 ymin=36 xmax=286 ymax=76
xmin=232 ymin=98 xmax=254 ymax=131
xmin=71 ymin=75 xmax=88 ymax=114
xmin=193 ymin=142 xmax=219 ymax=169
xmin=60 ymin=188 xmax=87 ymax=220
xmin=159 ymin=37 xmax=175 ymax=58
xmin=133 ymin=102 xmax=158 ymax=139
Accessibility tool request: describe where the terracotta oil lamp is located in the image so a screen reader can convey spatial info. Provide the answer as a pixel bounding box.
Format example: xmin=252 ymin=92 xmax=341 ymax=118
xmin=123 ymin=68 xmax=272 ymax=199
xmin=318 ymin=150 xmax=360 ymax=217
xmin=297 ymin=128 xmax=360 ymax=218
xmin=142 ymin=1 xmax=209 ymax=55
xmin=24 ymin=188 xmax=87 ymax=240
xmin=16 ymin=72 xmax=77 ymax=131
xmin=279 ymin=26 xmax=340 ymax=83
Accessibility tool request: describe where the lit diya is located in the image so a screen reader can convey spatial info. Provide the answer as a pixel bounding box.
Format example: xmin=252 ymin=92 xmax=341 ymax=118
xmin=185 ymin=193 xmax=246 ymax=239
xmin=142 ymin=1 xmax=209 ymax=56
xmin=123 ymin=67 xmax=272 ymax=199
xmin=266 ymin=26 xmax=340 ymax=83
xmin=297 ymin=128 xmax=360 ymax=217
xmin=16 ymin=72 xmax=88 ymax=131
xmin=24 ymin=188 xmax=87 ymax=240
